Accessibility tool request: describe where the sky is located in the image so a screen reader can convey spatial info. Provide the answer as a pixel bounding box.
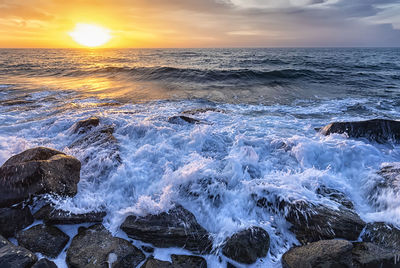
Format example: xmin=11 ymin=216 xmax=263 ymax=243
xmin=0 ymin=0 xmax=399 ymax=48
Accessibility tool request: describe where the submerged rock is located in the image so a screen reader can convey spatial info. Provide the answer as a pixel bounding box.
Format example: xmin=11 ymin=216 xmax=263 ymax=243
xmin=0 ymin=206 xmax=33 ymax=238
xmin=17 ymin=224 xmax=69 ymax=258
xmin=0 ymin=147 xmax=81 ymax=207
xmin=222 ymin=227 xmax=270 ymax=264
xmin=171 ymin=254 xmax=207 ymax=268
xmin=71 ymin=116 xmax=100 ymax=134
xmin=121 ymin=205 xmax=213 ymax=254
xmin=182 ymin=107 xmax=225 ymax=115
xmin=0 ymin=235 xmax=38 ymax=268
xmin=316 ymin=186 xmax=354 ymax=210
xmin=34 ymin=204 xmax=106 ymax=224
xmin=282 ymin=239 xmax=353 ymax=268
xmin=66 ymin=224 xmax=145 ymax=268
xmin=319 ymin=119 xmax=400 ymax=143
xmin=361 ymin=222 xmax=400 ymax=250
xmin=168 ymin=115 xmax=202 ymax=124
xmin=32 ymin=258 xmax=58 ymax=268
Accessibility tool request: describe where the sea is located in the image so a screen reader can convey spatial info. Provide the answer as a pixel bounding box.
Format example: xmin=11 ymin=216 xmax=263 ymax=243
xmin=0 ymin=48 xmax=400 ymax=267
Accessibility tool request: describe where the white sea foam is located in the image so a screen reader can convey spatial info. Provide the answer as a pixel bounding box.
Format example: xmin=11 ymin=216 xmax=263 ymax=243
xmin=1 ymin=91 xmax=400 ymax=267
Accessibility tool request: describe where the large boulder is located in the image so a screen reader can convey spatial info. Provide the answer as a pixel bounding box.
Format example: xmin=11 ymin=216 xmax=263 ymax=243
xmin=66 ymin=224 xmax=145 ymax=268
xmin=0 ymin=206 xmax=33 ymax=238
xmin=286 ymin=201 xmax=365 ymax=244
xmin=16 ymin=224 xmax=69 ymax=258
xmin=282 ymin=239 xmax=400 ymax=268
xmin=319 ymin=119 xmax=400 ymax=143
xmin=360 ymin=222 xmax=400 ymax=250
xmin=32 ymin=258 xmax=58 ymax=268
xmin=222 ymin=227 xmax=270 ymax=264
xmin=34 ymin=204 xmax=106 ymax=224
xmin=120 ymin=205 xmax=212 ymax=254
xmin=141 ymin=258 xmax=173 ymax=268
xmin=0 ymin=147 xmax=81 ymax=207
xmin=352 ymin=242 xmax=400 ymax=268
xmin=170 ymin=254 xmax=207 ymax=268
xmin=140 ymin=255 xmax=207 ymax=268
xmin=255 ymin=194 xmax=365 ymax=245
xmin=281 ymin=239 xmax=353 ymax=268
xmin=0 ymin=235 xmax=38 ymax=268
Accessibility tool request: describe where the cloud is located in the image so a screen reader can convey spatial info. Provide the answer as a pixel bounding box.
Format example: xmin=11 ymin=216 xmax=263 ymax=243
xmin=0 ymin=0 xmax=399 ymax=47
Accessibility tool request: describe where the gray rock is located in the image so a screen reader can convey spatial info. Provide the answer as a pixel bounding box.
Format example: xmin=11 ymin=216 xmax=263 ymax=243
xmin=34 ymin=204 xmax=106 ymax=225
xmin=256 ymin=194 xmax=365 ymax=245
xmin=141 ymin=258 xmax=173 ymax=268
xmin=71 ymin=117 xmax=100 ymax=134
xmin=32 ymin=258 xmax=58 ymax=268
xmin=352 ymin=242 xmax=400 ymax=268
xmin=0 ymin=235 xmax=10 ymax=249
xmin=222 ymin=227 xmax=270 ymax=264
xmin=0 ymin=206 xmax=33 ymax=238
xmin=171 ymin=255 xmax=207 ymax=268
xmin=0 ymin=237 xmax=38 ymax=268
xmin=168 ymin=116 xmax=202 ymax=125
xmin=319 ymin=119 xmax=400 ymax=143
xmin=120 ymin=205 xmax=212 ymax=254
xmin=281 ymin=239 xmax=353 ymax=268
xmin=17 ymin=224 xmax=69 ymax=258
xmin=66 ymin=224 xmax=145 ymax=268
xmin=361 ymin=222 xmax=400 ymax=250
xmin=286 ymin=201 xmax=365 ymax=244
xmin=0 ymin=147 xmax=81 ymax=207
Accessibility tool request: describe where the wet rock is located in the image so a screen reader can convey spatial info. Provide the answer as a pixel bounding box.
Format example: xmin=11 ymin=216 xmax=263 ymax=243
xmin=0 ymin=236 xmax=38 ymax=268
xmin=32 ymin=258 xmax=58 ymax=268
xmin=368 ymin=163 xmax=400 ymax=207
xmin=319 ymin=119 xmax=400 ymax=143
xmin=361 ymin=222 xmax=400 ymax=250
xmin=316 ymin=186 xmax=354 ymax=209
xmin=222 ymin=227 xmax=270 ymax=264
xmin=0 ymin=147 xmax=81 ymax=207
xmin=141 ymin=258 xmax=173 ymax=268
xmin=281 ymin=239 xmax=353 ymax=268
xmin=68 ymin=125 xmax=121 ymax=177
xmin=16 ymin=224 xmax=69 ymax=258
xmin=182 ymin=108 xmax=225 ymax=115
xmin=141 ymin=246 xmax=154 ymax=253
xmin=168 ymin=115 xmax=202 ymax=124
xmin=256 ymin=195 xmax=365 ymax=245
xmin=121 ymin=205 xmax=212 ymax=254
xmin=34 ymin=204 xmax=106 ymax=224
xmin=171 ymin=254 xmax=207 ymax=268
xmin=71 ymin=116 xmax=100 ymax=134
xmin=352 ymin=242 xmax=400 ymax=268
xmin=0 ymin=235 xmax=10 ymax=249
xmin=226 ymin=263 xmax=237 ymax=268
xmin=66 ymin=224 xmax=145 ymax=268
xmin=285 ymin=201 xmax=365 ymax=244
xmin=0 ymin=206 xmax=33 ymax=238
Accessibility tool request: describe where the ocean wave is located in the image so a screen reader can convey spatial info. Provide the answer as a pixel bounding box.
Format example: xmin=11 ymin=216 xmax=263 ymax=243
xmin=64 ymin=66 xmax=326 ymax=83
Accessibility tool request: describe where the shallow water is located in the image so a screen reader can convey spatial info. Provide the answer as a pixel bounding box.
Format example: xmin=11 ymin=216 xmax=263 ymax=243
xmin=1 ymin=48 xmax=400 ymax=267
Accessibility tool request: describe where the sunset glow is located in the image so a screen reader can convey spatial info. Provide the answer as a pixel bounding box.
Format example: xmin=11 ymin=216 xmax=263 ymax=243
xmin=69 ymin=24 xmax=111 ymax=47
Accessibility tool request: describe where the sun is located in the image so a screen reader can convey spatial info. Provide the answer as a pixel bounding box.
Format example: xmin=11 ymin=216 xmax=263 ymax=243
xmin=69 ymin=23 xmax=111 ymax=47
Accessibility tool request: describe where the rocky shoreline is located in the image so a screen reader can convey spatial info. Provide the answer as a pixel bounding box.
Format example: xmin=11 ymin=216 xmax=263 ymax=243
xmin=1 ymin=117 xmax=400 ymax=267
